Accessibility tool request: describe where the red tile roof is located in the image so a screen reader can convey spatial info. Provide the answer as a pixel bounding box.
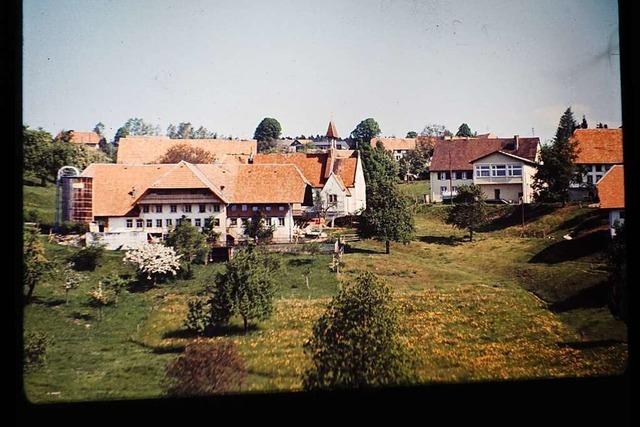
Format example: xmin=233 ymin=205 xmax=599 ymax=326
xmin=430 ymin=137 xmax=539 ymax=172
xmin=371 ymin=137 xmax=416 ymax=151
xmin=572 ymin=128 xmax=623 ymax=164
xmin=252 ymin=150 xmax=358 ymax=188
xmin=597 ymin=165 xmax=625 ymax=209
xmin=81 ymin=162 xmax=310 ymax=216
xmin=116 ymin=136 xmax=257 ymax=164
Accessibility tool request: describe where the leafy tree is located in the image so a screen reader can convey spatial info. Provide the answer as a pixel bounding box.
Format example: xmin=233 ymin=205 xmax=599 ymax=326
xmin=157 ymin=143 xmax=217 ymax=164
xmin=406 ymin=131 xmax=418 ymax=138
xmin=608 ymin=223 xmax=627 ymax=324
xmin=123 ymin=243 xmax=182 ymax=287
xmin=209 ymin=245 xmax=280 ymax=333
xmin=420 ymin=123 xmax=452 ymax=138
xmin=114 ymin=118 xmax=160 ymax=144
xmin=360 ymin=139 xmax=399 ymax=186
xmin=165 ymin=216 xmax=209 ymax=276
xmin=445 ymin=184 xmax=487 ymax=241
xmin=60 ymin=262 xmax=83 ymax=304
xmin=23 ymin=225 xmax=50 ymax=303
xmin=302 ymin=272 xmax=415 ymax=390
xmin=350 ymin=118 xmax=381 ymax=144
xmin=402 ymin=139 xmax=433 ymax=179
xmin=455 ymin=123 xmax=473 ymax=137
xmin=93 ymin=122 xmax=105 ymax=136
xmin=244 ymin=210 xmax=275 ymax=244
xmin=532 ymin=107 xmax=579 ymax=205
xmin=23 ymin=126 xmax=53 ymax=185
xmin=358 ymin=178 xmax=415 ymax=254
xmin=101 ymin=273 xmax=131 ymax=304
xmin=253 ymin=118 xmax=282 ymax=152
xmin=87 ymin=282 xmax=113 ymax=321
xmin=164 ymin=341 xmax=246 ymax=396
xmin=202 ymin=215 xmax=222 ymax=250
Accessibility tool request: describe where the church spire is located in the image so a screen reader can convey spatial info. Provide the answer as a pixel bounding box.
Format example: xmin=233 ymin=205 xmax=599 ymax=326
xmin=326 ymin=120 xmax=339 ymax=140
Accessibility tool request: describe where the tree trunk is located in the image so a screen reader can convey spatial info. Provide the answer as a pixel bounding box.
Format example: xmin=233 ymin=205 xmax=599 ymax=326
xmin=385 ymin=240 xmax=390 ymax=254
xmin=243 ymin=317 xmax=248 ymax=335
xmin=305 ymin=275 xmax=309 ymax=290
xmin=26 ymin=283 xmax=35 ymax=304
xmin=40 ymin=176 xmax=46 ymax=187
xmin=469 ymin=228 xmax=474 ymax=242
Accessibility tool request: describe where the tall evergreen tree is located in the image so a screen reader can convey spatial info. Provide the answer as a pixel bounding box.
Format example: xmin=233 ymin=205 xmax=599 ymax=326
xmin=532 ymin=107 xmax=579 ymax=205
xmin=580 ymin=115 xmax=588 ymax=129
xmin=455 ymin=123 xmax=473 ymax=137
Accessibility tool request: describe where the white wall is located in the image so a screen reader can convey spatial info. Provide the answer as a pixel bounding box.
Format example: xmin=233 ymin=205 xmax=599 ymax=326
xmin=225 ymin=206 xmax=295 ymax=243
xmin=353 ymin=154 xmax=367 ymax=213
xmin=429 ymin=171 xmax=474 ymax=203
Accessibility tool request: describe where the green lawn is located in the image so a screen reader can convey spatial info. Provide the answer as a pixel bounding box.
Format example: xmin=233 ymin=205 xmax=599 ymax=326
xmin=22 ymin=198 xmax=627 ymax=402
xmin=398 ymin=179 xmax=430 ymax=202
xmin=23 ymin=182 xmax=57 ymax=224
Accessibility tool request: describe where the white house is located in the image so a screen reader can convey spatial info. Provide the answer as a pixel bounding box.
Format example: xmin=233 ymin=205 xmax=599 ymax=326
xmin=429 ymin=135 xmax=540 ymax=203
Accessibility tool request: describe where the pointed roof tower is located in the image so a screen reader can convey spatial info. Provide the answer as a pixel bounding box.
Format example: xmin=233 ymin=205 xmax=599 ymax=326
xmin=326 ymin=120 xmax=339 ymax=140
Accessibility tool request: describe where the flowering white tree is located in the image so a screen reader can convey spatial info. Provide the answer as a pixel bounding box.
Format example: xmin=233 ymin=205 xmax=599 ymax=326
xmin=124 ymin=243 xmax=182 ymax=286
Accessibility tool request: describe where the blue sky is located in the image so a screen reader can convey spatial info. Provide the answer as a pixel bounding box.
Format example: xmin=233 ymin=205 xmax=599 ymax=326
xmin=23 ymin=0 xmax=621 ymax=143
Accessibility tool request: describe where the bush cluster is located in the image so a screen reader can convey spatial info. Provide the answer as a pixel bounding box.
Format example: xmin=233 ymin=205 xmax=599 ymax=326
xmin=24 ymin=331 xmax=52 ymax=367
xmin=69 ymin=245 xmax=105 ymax=271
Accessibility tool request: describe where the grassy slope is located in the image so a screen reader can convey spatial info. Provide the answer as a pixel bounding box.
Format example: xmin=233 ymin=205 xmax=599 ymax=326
xmin=23 ymin=183 xmax=57 ymax=223
xmin=23 ymin=201 xmax=627 ymax=401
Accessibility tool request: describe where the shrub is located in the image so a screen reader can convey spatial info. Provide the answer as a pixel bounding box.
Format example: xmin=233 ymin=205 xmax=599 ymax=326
xmin=302 ymin=272 xmax=416 ymax=390
xmin=101 ymin=273 xmax=131 ymax=304
xmin=87 ymin=282 xmax=114 ymax=321
xmin=69 ymin=244 xmax=105 ymax=271
xmin=24 ymin=331 xmax=52 ymax=367
xmin=57 ymin=222 xmax=89 ymax=235
xmin=123 ymin=243 xmax=182 ymax=287
xmin=24 ymin=209 xmax=42 ymax=223
xmin=184 ymin=297 xmax=212 ymax=335
xmin=164 ymin=341 xmax=246 ymax=396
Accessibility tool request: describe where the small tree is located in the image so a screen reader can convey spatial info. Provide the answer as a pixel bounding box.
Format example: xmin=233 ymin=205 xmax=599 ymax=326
xmin=302 ymin=272 xmax=415 ymax=390
xmin=101 ymin=273 xmax=130 ymax=304
xmin=157 ymin=143 xmax=217 ymax=163
xmin=87 ymin=282 xmax=113 ymax=321
xmin=61 ymin=262 xmax=83 ymax=304
xmin=165 ymin=341 xmax=246 ymax=396
xmin=244 ymin=210 xmax=275 ymax=244
xmin=445 ymin=184 xmax=487 ymax=241
xmin=210 ymin=245 xmax=280 ymax=333
xmin=357 ymin=179 xmax=415 ymax=254
xmin=123 ymin=243 xmax=182 ymax=287
xmin=23 ymin=225 xmax=50 ymax=303
xmin=406 ymin=131 xmax=418 ymax=138
xmin=165 ymin=217 xmax=209 ymax=276
xmin=254 ymin=118 xmax=282 ymax=152
xmin=350 ymin=118 xmax=381 ymax=145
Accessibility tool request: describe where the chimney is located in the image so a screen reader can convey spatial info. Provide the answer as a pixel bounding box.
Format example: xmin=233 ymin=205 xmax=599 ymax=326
xmin=514 ymin=135 xmax=519 ymax=150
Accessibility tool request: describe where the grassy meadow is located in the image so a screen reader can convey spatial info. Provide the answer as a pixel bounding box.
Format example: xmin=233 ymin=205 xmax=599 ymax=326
xmin=22 ymin=182 xmax=627 ymax=402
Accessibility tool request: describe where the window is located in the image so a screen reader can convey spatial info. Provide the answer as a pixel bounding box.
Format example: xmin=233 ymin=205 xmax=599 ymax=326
xmin=596 ymin=165 xmax=604 ymax=172
xmin=278 ymin=217 xmax=285 ymax=226
xmin=199 ymin=204 xmax=206 ymax=213
xmin=146 ymin=219 xmax=153 ymax=228
xmin=195 ymin=218 xmax=201 ymax=227
xmin=266 ymin=206 xmax=272 ymax=211
xmin=166 ymin=219 xmax=173 ymax=227
xmin=214 ymin=218 xmax=220 ymax=227
xmin=230 ymin=218 xmax=238 ymax=226
xmin=278 ymin=206 xmax=285 ymax=211
xmin=170 ymin=205 xmax=177 ymax=213
xmin=461 ymin=172 xmax=467 ymax=180
xmin=329 ymin=194 xmax=338 ymax=203
xmin=136 ymin=219 xmax=143 ymax=228
xmin=155 ymin=205 xmax=163 ymax=213
xmin=440 ymin=186 xmax=448 ymax=194
xmin=126 ymin=219 xmax=133 ymax=228
xmin=476 ymin=165 xmax=490 ymax=177
xmin=452 ymin=186 xmax=458 ymax=193
xmin=439 ymin=172 xmax=447 ymax=180
xmin=265 ymin=217 xmax=272 ymax=226
xmin=587 ymin=175 xmax=594 ymax=184
xmin=231 ymin=205 xmax=237 ymax=211
xmin=184 ymin=205 xmax=192 ymax=213
xmin=213 ymin=204 xmax=220 ymax=212
xmin=242 ymin=205 xmax=248 ymax=211
xmin=142 ymin=205 xmax=149 ymax=213
xmin=252 ymin=206 xmax=259 ymax=211
xmin=156 ymin=219 xmax=162 ymax=227
xmin=204 ymin=218 xmax=211 ymax=227
xmin=508 ymin=165 xmax=522 ymax=176
xmin=595 ymin=174 xmax=603 ymax=182
xmin=492 ymin=165 xmax=506 ymax=177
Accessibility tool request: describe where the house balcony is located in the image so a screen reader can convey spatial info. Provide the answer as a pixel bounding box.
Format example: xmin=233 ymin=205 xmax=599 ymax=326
xmin=474 ymin=176 xmax=523 ymax=184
